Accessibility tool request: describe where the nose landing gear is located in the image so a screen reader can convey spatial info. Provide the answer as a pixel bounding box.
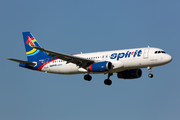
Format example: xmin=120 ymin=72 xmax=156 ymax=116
xmin=148 ymin=73 xmax=153 ymax=78
xmin=147 ymin=66 xmax=153 ymax=78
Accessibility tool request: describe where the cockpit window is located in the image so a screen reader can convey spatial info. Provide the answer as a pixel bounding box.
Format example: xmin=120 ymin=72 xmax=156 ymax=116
xmin=154 ymin=51 xmax=166 ymax=54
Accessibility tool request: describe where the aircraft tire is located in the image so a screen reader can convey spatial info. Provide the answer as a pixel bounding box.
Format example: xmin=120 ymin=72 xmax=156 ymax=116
xmin=104 ymin=79 xmax=112 ymax=85
xmin=148 ymin=74 xmax=153 ymax=78
xmin=84 ymin=75 xmax=92 ymax=81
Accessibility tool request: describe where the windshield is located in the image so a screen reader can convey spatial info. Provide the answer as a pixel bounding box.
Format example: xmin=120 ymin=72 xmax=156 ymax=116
xmin=154 ymin=51 xmax=166 ymax=54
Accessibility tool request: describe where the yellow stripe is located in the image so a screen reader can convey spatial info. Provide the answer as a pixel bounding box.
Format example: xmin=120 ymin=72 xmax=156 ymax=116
xmin=26 ymin=48 xmax=37 ymax=55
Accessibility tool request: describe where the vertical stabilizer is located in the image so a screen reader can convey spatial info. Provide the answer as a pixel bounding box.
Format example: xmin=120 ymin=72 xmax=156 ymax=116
xmin=22 ymin=32 xmax=49 ymax=61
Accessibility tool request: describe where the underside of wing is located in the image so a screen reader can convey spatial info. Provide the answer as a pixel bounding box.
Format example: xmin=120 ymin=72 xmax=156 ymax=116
xmin=33 ymin=46 xmax=94 ymax=68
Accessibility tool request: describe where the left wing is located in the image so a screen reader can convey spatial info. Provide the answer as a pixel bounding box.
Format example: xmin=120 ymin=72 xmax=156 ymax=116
xmin=33 ymin=46 xmax=94 ymax=68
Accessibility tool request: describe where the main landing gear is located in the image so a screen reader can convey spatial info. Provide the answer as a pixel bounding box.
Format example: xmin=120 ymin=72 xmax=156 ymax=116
xmin=84 ymin=73 xmax=113 ymax=86
xmin=147 ymin=66 xmax=153 ymax=78
xmin=104 ymin=73 xmax=113 ymax=86
xmin=84 ymin=74 xmax=92 ymax=81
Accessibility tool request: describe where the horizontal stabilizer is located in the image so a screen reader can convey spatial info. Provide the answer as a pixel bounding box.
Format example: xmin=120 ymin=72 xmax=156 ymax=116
xmin=7 ymin=58 xmax=36 ymax=66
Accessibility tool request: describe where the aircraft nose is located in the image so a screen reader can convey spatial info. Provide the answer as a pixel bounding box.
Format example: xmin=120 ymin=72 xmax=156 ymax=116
xmin=166 ymin=54 xmax=172 ymax=63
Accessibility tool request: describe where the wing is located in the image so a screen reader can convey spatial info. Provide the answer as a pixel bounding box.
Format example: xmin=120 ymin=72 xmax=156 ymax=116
xmin=33 ymin=46 xmax=94 ymax=68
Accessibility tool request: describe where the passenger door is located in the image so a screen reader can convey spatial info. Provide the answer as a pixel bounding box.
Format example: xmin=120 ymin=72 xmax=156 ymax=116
xmin=143 ymin=48 xmax=149 ymax=59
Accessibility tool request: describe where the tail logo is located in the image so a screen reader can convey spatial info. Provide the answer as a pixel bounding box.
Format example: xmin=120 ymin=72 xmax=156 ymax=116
xmin=26 ymin=36 xmax=36 ymax=47
xmin=26 ymin=36 xmax=40 ymax=56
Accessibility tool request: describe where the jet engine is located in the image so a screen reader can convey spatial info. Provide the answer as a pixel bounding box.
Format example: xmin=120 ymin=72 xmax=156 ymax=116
xmin=88 ymin=61 xmax=112 ymax=72
xmin=117 ymin=69 xmax=142 ymax=79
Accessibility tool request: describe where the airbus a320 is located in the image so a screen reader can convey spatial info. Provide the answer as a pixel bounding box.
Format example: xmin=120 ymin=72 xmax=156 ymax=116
xmin=7 ymin=32 xmax=172 ymax=85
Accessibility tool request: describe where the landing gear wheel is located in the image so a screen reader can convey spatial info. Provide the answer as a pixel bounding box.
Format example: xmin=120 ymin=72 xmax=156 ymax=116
xmin=148 ymin=73 xmax=153 ymax=78
xmin=84 ymin=75 xmax=92 ymax=81
xmin=104 ymin=79 xmax=112 ymax=86
xmin=147 ymin=66 xmax=153 ymax=78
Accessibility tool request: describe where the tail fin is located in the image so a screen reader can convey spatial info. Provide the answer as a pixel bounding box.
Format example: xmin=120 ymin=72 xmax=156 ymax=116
xmin=22 ymin=32 xmax=49 ymax=61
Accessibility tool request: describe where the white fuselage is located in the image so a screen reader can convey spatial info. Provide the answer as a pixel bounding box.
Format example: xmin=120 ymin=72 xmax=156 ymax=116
xmin=41 ymin=47 xmax=172 ymax=74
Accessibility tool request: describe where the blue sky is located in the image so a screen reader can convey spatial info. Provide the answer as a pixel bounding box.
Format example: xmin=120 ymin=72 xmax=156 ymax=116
xmin=1 ymin=0 xmax=180 ymax=120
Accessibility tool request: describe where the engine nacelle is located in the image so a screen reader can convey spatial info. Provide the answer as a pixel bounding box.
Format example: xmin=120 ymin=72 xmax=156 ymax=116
xmin=88 ymin=61 xmax=112 ymax=72
xmin=117 ymin=69 xmax=142 ymax=79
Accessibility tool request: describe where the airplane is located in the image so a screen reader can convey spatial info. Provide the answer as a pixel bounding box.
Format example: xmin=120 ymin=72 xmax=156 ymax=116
xmin=7 ymin=32 xmax=172 ymax=85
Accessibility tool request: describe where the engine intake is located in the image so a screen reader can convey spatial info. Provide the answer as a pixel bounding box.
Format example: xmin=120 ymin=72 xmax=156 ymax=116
xmin=117 ymin=69 xmax=142 ymax=79
xmin=88 ymin=61 xmax=112 ymax=72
